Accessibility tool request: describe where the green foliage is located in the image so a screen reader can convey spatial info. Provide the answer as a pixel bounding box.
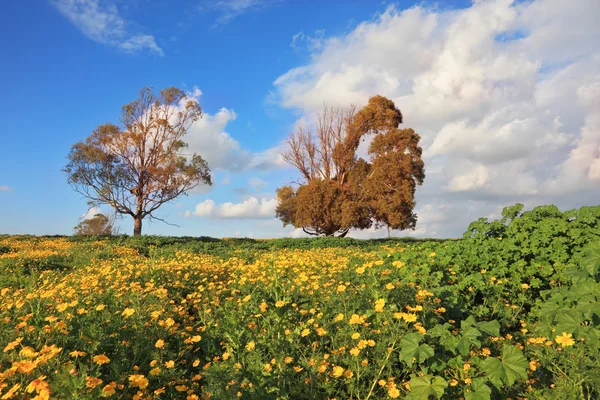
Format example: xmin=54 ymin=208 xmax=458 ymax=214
xmin=0 ymin=203 xmax=599 ymax=399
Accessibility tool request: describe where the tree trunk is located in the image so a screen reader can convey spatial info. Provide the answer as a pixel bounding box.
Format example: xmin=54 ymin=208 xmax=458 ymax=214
xmin=387 ymin=226 xmax=391 ymax=238
xmin=133 ymin=216 xmax=142 ymax=236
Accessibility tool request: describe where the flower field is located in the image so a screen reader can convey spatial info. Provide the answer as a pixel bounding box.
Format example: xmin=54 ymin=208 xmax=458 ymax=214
xmin=1 ymin=204 xmax=599 ymax=399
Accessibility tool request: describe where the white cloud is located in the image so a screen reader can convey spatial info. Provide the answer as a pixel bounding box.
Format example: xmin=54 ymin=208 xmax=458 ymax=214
xmin=248 ymin=177 xmax=268 ymax=192
xmin=447 ymin=164 xmax=489 ymax=192
xmin=52 ymin=0 xmax=163 ymax=55
xmin=202 ymin=0 xmax=281 ymax=25
xmin=183 ymin=88 xmax=289 ymax=173
xmin=272 ymin=0 xmax=600 ymax=237
xmin=0 ymin=186 xmax=13 ymax=192
xmin=81 ymin=206 xmax=103 ymax=220
xmin=190 ymin=196 xmax=277 ymax=219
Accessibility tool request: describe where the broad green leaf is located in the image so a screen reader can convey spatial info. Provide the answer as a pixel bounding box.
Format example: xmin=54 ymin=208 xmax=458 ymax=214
xmin=582 ymin=242 xmax=600 ymax=276
xmin=400 ymin=333 xmax=434 ymax=366
xmin=457 ymin=326 xmax=481 ymax=356
xmin=465 ymin=379 xmax=492 ymax=400
xmin=555 ymin=312 xmax=583 ymax=335
xmin=481 ymin=345 xmax=528 ymax=388
xmin=429 ymin=324 xmax=459 ymax=354
xmin=477 ymin=320 xmax=500 ymax=336
xmin=406 ymin=375 xmax=448 ymax=400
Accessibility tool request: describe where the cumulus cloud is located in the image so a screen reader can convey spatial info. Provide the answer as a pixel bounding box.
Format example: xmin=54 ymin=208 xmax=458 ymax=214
xmin=272 ymin=0 xmax=600 ymax=237
xmin=80 ymin=206 xmax=103 ymax=220
xmin=0 ymin=186 xmax=13 ymax=192
xmin=183 ymin=88 xmax=289 ymax=173
xmin=52 ymin=0 xmax=163 ymax=55
xmin=189 ymin=196 xmax=277 ymax=219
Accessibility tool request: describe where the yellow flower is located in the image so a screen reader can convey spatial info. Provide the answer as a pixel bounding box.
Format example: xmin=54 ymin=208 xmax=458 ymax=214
xmin=69 ymin=350 xmax=86 ymax=357
xmin=222 ymin=352 xmax=231 ymax=360
xmin=356 ymin=267 xmax=366 ymax=274
xmin=334 ymin=313 xmax=344 ymax=322
xmin=351 ymin=332 xmax=360 ymax=339
xmin=349 ymin=314 xmax=365 ymax=325
xmin=150 ymin=367 xmax=161 ymax=376
xmin=529 ymin=360 xmax=537 ymax=371
xmin=121 ymin=308 xmax=135 ymax=317
xmin=450 ymin=379 xmax=458 ymax=387
xmin=385 ymin=283 xmax=394 ymax=290
xmin=374 ymin=299 xmax=385 ymax=312
xmin=93 ymin=354 xmax=110 ymax=365
xmin=13 ymin=360 xmax=38 ymax=374
xmin=128 ymin=374 xmax=148 ymax=389
xmin=264 ymin=363 xmax=272 ymax=372
xmin=2 ymin=384 xmax=21 ymax=399
xmin=337 ymin=285 xmax=347 ymax=293
xmin=349 ymin=348 xmax=360 ymax=356
xmin=388 ymin=385 xmax=401 ymax=398
xmin=331 ymin=366 xmax=345 ymax=378
xmin=164 ymin=360 xmax=175 ymax=368
xmin=259 ymin=302 xmax=268 ymax=312
xmin=392 ymin=260 xmax=405 ymax=268
xmin=275 ymin=300 xmax=285 ymax=308
xmin=246 ymin=341 xmax=255 ymax=351
xmin=521 ymin=283 xmax=530 ymax=289
xmin=301 ymin=328 xmax=310 ymax=337
xmin=155 ymin=339 xmax=165 ymax=349
xmin=555 ymin=332 xmax=575 ymax=347
xmin=96 ymin=304 xmax=106 ymax=311
xmin=284 ymin=356 xmax=293 ymax=364
xmin=344 ymin=370 xmax=354 ymax=378
xmin=3 ymin=337 xmax=23 ymax=352
xmin=316 ymin=327 xmax=328 ymax=336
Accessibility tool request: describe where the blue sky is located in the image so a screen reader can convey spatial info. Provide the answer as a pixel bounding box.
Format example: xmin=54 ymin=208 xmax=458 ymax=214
xmin=0 ymin=0 xmax=599 ymax=238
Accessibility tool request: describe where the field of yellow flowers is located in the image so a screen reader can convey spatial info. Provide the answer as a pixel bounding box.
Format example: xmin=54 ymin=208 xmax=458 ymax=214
xmin=1 ymin=204 xmax=599 ymax=399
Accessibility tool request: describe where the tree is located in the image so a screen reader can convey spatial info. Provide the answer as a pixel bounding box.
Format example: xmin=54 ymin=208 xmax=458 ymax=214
xmin=64 ymin=87 xmax=212 ymax=235
xmin=73 ymin=212 xmax=120 ymax=235
xmin=276 ymin=95 xmax=425 ymax=237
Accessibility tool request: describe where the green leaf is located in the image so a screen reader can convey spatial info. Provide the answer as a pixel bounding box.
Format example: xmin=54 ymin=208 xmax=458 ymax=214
xmin=481 ymin=345 xmax=528 ymax=388
xmin=406 ymin=375 xmax=448 ymax=400
xmin=555 ymin=312 xmax=583 ymax=335
xmin=477 ymin=320 xmax=500 ymax=336
xmin=465 ymin=379 xmax=492 ymax=400
xmin=400 ymin=333 xmax=434 ymax=366
xmin=429 ymin=324 xmax=459 ymax=354
xmin=457 ymin=326 xmax=481 ymax=356
xmin=582 ymin=241 xmax=600 ymax=276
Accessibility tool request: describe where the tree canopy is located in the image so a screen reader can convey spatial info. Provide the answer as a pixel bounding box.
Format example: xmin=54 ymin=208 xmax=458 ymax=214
xmin=64 ymin=87 xmax=211 ymax=235
xmin=73 ymin=212 xmax=119 ymax=236
xmin=276 ymin=95 xmax=425 ymax=237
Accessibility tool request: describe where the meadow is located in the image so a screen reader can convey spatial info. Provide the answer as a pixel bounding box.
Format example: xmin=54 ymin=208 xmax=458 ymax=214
xmin=0 ymin=204 xmax=599 ymax=399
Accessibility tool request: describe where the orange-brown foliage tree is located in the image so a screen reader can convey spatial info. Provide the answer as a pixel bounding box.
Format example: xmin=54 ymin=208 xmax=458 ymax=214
xmin=64 ymin=87 xmax=212 ymax=236
xmin=276 ymin=95 xmax=424 ymax=237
